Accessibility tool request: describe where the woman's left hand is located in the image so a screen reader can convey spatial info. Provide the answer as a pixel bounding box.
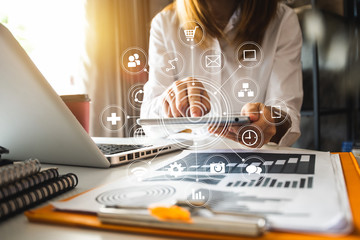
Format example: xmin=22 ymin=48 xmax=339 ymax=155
xmin=208 ymin=103 xmax=277 ymax=148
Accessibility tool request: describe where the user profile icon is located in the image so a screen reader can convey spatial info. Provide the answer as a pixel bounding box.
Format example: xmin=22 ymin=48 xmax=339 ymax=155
xmin=121 ymin=47 xmax=147 ymax=74
xmin=128 ymin=54 xmax=140 ymax=68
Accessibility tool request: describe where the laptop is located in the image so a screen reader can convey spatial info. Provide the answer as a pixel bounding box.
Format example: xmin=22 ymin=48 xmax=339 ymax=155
xmin=0 ymin=24 xmax=190 ymax=168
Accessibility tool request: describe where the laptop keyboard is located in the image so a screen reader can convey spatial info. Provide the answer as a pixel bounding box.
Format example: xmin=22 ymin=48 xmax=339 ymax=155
xmin=97 ymin=144 xmax=147 ymax=155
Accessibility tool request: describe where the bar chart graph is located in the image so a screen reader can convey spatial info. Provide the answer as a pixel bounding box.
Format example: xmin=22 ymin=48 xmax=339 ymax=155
xmin=225 ymin=176 xmax=314 ymax=189
xmin=150 ymin=152 xmax=317 ymax=189
xmin=158 ymin=152 xmax=315 ymax=175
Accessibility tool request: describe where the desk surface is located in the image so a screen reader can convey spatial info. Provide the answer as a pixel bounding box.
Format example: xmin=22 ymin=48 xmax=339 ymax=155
xmin=0 ymin=138 xmax=352 ymax=240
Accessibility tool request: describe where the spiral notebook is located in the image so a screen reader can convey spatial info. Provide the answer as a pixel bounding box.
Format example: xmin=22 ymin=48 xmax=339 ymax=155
xmin=0 ymin=173 xmax=78 ymax=221
xmin=0 ymin=159 xmax=41 ymax=187
xmin=0 ymin=168 xmax=59 ymax=201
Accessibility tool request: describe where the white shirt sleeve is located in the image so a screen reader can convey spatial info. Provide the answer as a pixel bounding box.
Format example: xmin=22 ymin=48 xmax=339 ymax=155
xmin=265 ymin=8 xmax=303 ymax=146
xmin=140 ymin=12 xmax=182 ymax=136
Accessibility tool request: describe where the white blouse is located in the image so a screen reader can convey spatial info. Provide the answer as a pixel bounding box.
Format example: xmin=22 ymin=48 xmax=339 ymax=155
xmin=141 ymin=3 xmax=303 ymax=147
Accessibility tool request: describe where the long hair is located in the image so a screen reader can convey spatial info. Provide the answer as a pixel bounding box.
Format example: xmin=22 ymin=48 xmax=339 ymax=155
xmin=174 ymin=0 xmax=279 ymax=46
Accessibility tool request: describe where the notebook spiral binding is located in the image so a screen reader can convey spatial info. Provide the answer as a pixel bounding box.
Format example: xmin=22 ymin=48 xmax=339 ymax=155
xmin=0 ymin=168 xmax=59 ymax=201
xmin=0 ymin=159 xmax=41 ymax=187
xmin=0 ymin=173 xmax=78 ymax=221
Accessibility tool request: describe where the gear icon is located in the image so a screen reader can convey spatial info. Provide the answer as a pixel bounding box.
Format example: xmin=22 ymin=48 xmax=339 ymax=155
xmin=168 ymin=162 xmax=186 ymax=177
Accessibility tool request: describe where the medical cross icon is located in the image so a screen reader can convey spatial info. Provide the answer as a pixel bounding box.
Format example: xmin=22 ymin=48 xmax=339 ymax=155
xmin=107 ymin=113 xmax=121 ymax=125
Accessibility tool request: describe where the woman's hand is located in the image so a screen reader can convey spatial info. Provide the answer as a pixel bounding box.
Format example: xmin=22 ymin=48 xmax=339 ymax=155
xmin=162 ymin=77 xmax=211 ymax=117
xmin=209 ymin=103 xmax=288 ymax=148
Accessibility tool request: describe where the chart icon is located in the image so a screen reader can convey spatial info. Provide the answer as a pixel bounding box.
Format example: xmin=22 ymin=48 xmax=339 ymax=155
xmin=191 ymin=189 xmax=205 ymax=200
xmin=185 ymin=183 xmax=211 ymax=207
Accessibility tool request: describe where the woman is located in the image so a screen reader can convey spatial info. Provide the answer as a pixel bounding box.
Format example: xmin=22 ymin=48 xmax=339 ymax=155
xmin=141 ymin=0 xmax=303 ymax=147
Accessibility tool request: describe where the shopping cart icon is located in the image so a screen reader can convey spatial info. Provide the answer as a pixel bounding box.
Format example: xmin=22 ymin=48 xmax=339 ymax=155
xmin=184 ymin=26 xmax=199 ymax=41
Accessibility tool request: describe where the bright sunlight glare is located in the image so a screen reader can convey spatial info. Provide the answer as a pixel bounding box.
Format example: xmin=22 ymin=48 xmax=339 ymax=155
xmin=0 ymin=0 xmax=87 ymax=94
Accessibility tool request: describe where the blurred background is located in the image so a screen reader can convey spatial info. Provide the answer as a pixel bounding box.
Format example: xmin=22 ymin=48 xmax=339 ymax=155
xmin=0 ymin=0 xmax=359 ymax=152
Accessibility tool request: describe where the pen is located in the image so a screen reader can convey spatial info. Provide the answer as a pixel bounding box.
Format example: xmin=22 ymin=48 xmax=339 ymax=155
xmin=97 ymin=201 xmax=268 ymax=237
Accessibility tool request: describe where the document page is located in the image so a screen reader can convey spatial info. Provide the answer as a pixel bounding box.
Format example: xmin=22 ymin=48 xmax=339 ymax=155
xmin=53 ymin=149 xmax=352 ymax=234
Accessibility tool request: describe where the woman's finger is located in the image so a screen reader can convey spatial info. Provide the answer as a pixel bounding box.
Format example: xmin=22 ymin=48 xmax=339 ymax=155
xmin=165 ymin=90 xmax=182 ymax=117
xmin=201 ymin=88 xmax=211 ymax=115
xmin=187 ymin=81 xmax=204 ymax=117
xmin=162 ymin=99 xmax=172 ymax=117
xmin=241 ymin=103 xmax=261 ymax=122
xmin=173 ymin=81 xmax=189 ymax=117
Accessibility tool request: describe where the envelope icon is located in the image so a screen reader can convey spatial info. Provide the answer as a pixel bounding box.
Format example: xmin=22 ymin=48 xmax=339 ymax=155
xmin=205 ymin=55 xmax=221 ymax=68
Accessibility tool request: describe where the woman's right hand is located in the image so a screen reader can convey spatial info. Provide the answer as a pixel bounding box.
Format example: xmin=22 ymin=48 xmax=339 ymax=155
xmin=162 ymin=77 xmax=211 ymax=117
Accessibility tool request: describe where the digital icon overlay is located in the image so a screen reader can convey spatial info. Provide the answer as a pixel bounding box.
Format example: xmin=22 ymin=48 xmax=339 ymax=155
xmin=166 ymin=58 xmax=178 ymax=72
xmin=191 ymin=188 xmax=205 ymax=200
xmin=128 ymin=84 xmax=144 ymax=110
xmin=237 ymin=82 xmax=255 ymax=98
xmin=164 ymin=159 xmax=188 ymax=181
xmin=263 ymin=98 xmax=290 ymax=126
xmin=186 ymin=183 xmax=211 ymax=207
xmin=204 ymin=154 xmax=230 ymax=179
xmin=107 ymin=112 xmax=121 ymax=126
xmin=160 ymin=52 xmax=184 ymax=77
xmin=233 ymin=78 xmax=259 ymax=103
xmin=240 ymin=155 xmax=267 ymax=182
xmin=127 ymin=160 xmax=152 ymax=183
xmin=271 ymin=105 xmax=282 ymax=119
xmin=242 ymin=129 xmax=258 ymax=147
xmin=168 ymin=161 xmax=185 ymax=177
xmin=210 ymin=162 xmax=225 ymax=174
xmin=130 ymin=167 xmax=148 ymax=181
xmin=100 ymin=105 xmax=126 ymax=132
xmin=200 ymin=49 xmax=225 ymax=74
xmin=159 ymin=78 xmax=232 ymax=149
xmin=121 ymin=47 xmax=147 ymax=74
xmin=236 ymin=41 xmax=263 ymax=68
xmin=243 ymin=49 xmax=257 ymax=61
xmin=178 ymin=21 xmax=205 ymax=47
xmin=237 ymin=125 xmax=263 ymax=149
xmin=245 ymin=164 xmax=262 ymax=175
xmin=205 ymin=55 xmax=221 ymax=68
xmin=184 ymin=26 xmax=198 ymax=41
xmin=128 ymin=53 xmax=141 ymax=68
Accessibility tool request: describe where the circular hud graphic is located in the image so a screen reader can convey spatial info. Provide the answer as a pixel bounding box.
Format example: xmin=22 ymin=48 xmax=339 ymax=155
xmin=160 ymin=78 xmax=232 ymax=149
xmin=96 ymin=185 xmax=176 ymax=207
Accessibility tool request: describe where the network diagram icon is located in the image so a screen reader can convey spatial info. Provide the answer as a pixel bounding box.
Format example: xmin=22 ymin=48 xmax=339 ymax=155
xmin=168 ymin=162 xmax=186 ymax=177
xmin=237 ymin=82 xmax=254 ymax=98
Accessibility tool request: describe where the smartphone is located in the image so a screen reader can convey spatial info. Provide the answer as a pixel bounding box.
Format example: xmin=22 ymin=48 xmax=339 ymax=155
xmin=136 ymin=115 xmax=250 ymax=126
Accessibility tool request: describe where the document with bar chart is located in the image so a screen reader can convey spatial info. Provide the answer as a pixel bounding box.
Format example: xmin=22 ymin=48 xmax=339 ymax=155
xmin=53 ymin=149 xmax=352 ymax=234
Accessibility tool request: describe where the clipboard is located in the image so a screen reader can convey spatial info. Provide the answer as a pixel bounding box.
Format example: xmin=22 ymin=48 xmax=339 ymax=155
xmin=25 ymin=153 xmax=360 ymax=240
